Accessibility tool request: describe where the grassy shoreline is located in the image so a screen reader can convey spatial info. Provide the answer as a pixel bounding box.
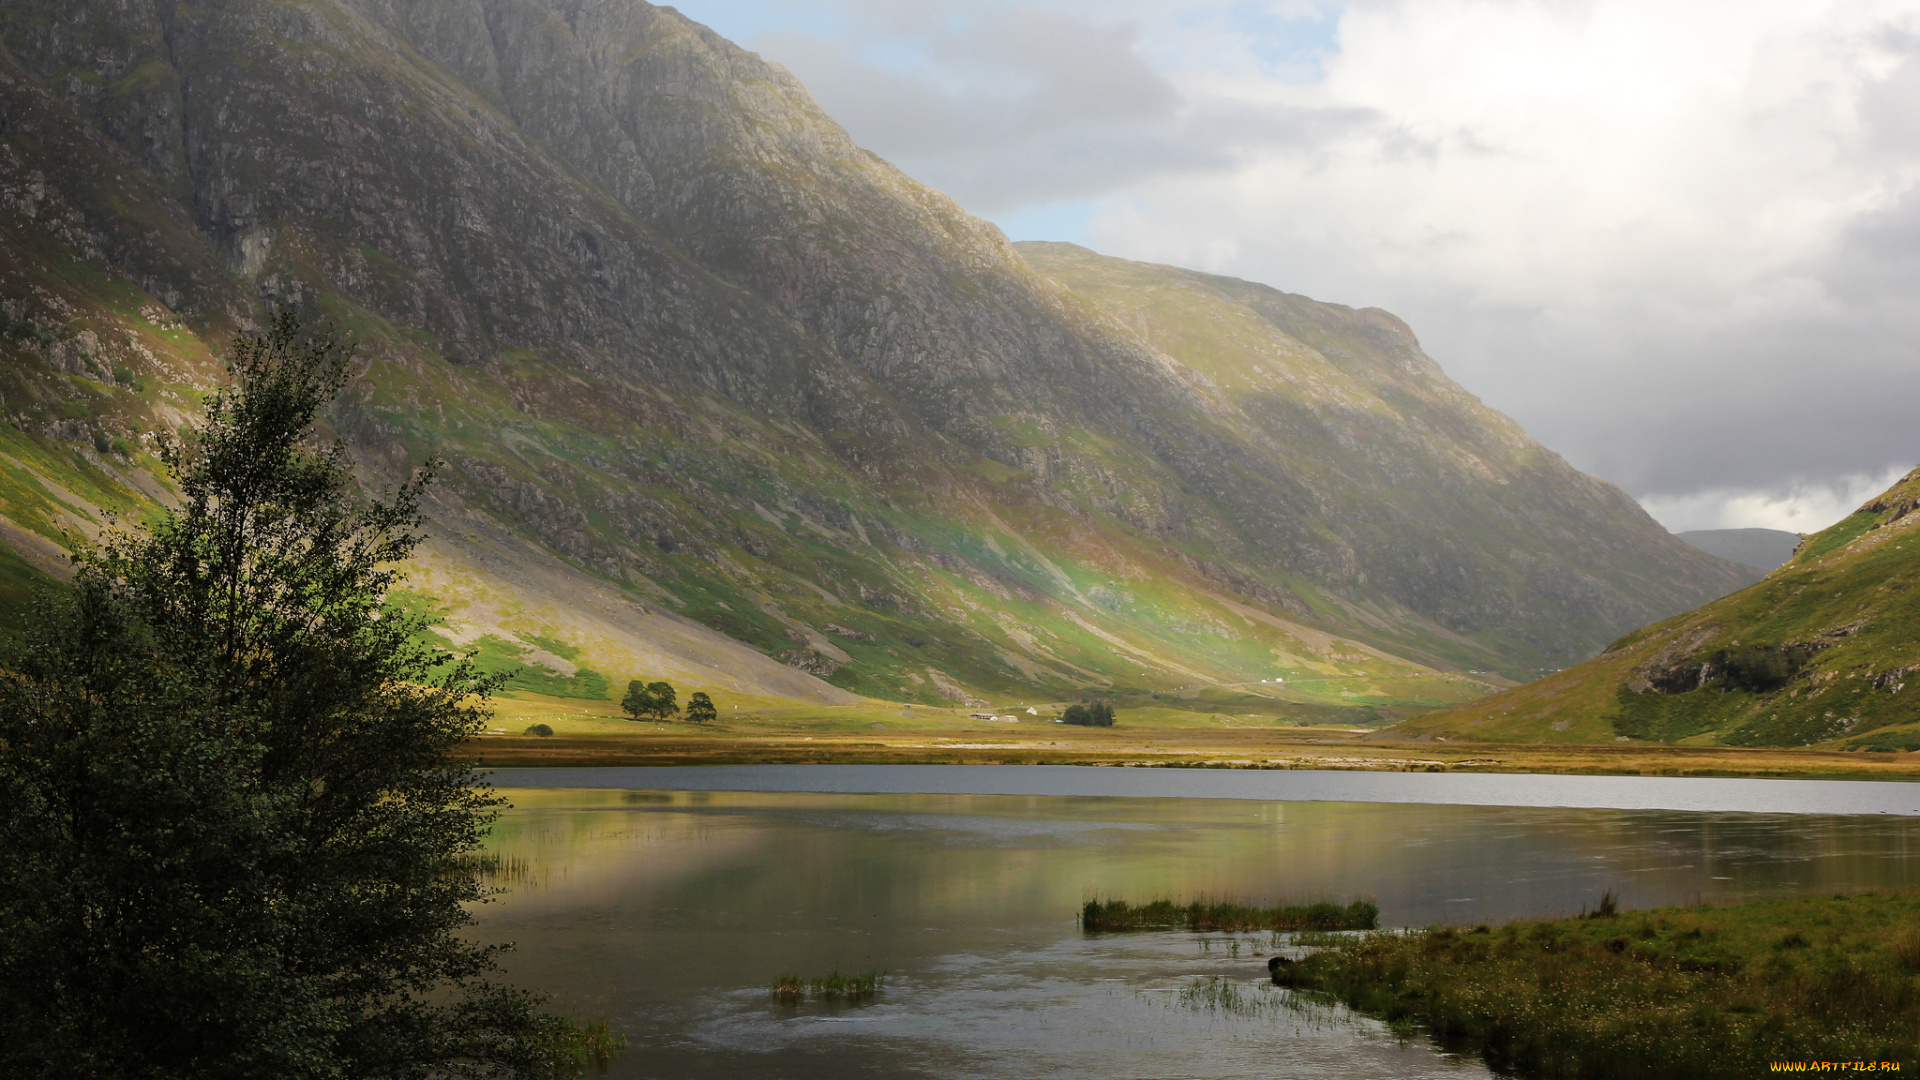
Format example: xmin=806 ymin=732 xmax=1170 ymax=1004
xmin=462 ymin=692 xmax=1920 ymax=779
xmin=1276 ymin=893 xmax=1920 ymax=1078
xmin=465 ymin=732 xmax=1920 ymax=780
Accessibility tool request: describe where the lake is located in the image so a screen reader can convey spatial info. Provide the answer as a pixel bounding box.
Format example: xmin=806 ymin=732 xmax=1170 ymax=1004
xmin=474 ymin=767 xmax=1920 ymax=1078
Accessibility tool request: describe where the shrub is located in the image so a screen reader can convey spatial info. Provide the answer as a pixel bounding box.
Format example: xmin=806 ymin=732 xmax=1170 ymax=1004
xmin=1710 ymin=645 xmax=1807 ymax=693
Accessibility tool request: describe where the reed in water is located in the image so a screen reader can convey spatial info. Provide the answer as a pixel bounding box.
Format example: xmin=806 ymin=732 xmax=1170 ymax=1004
xmin=1081 ymin=898 xmax=1379 ymax=932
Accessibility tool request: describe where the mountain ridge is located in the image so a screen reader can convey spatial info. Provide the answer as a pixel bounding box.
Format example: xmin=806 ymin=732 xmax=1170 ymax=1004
xmin=0 ymin=0 xmax=1756 ymax=712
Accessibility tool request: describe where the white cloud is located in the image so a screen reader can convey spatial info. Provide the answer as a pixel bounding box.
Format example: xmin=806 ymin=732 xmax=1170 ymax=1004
xmin=1086 ymin=0 xmax=1920 ymax=507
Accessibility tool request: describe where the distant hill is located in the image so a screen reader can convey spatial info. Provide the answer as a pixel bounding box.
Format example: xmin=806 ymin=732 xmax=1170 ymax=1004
xmin=1400 ymin=468 xmax=1920 ymax=747
xmin=1677 ymin=529 xmax=1802 ymax=572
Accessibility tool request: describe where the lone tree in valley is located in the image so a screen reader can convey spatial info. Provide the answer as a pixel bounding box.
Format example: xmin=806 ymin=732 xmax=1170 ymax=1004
xmin=685 ymin=691 xmax=717 ymax=723
xmin=0 ymin=313 xmax=585 ymax=1078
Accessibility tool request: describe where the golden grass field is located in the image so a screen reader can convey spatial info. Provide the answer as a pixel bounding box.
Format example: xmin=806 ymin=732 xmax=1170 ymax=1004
xmin=469 ymin=692 xmax=1920 ymax=780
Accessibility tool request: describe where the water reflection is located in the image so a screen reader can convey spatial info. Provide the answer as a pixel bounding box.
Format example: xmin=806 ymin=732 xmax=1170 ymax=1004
xmin=473 ymin=790 xmax=1920 ymax=1079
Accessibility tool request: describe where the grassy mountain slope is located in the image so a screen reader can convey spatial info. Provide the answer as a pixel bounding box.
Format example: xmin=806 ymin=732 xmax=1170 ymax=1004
xmin=0 ymin=0 xmax=1754 ymax=715
xmin=1019 ymin=243 xmax=1753 ymax=672
xmin=1402 ymin=468 xmax=1920 ymax=747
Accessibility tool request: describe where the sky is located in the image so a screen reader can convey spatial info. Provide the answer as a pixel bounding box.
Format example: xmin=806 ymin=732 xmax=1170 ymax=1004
xmin=670 ymin=0 xmax=1920 ymax=534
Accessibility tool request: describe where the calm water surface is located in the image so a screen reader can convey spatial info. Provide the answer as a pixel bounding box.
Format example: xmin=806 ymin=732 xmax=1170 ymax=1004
xmin=474 ymin=769 xmax=1920 ymax=1079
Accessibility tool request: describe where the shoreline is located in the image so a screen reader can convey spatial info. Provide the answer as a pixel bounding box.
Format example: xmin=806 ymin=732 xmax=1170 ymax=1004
xmin=464 ymin=728 xmax=1920 ymax=782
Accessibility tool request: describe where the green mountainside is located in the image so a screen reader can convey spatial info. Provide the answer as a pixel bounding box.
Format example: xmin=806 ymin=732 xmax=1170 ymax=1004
xmin=1406 ymin=468 xmax=1920 ymax=747
xmin=0 ymin=0 xmax=1754 ymax=713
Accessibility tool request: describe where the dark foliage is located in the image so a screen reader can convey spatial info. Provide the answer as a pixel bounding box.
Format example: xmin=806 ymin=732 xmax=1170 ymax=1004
xmin=621 ymin=679 xmax=678 ymax=720
xmin=621 ymin=679 xmax=649 ymax=720
xmin=1708 ymin=644 xmax=1808 ymax=693
xmin=0 ymin=314 xmax=579 ymax=1079
xmin=1062 ymin=701 xmax=1115 ymax=727
xmin=685 ymin=691 xmax=716 ymax=724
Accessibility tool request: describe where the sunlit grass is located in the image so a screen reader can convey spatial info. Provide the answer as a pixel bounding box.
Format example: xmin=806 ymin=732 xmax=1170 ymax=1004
xmin=770 ymin=971 xmax=886 ymax=1004
xmin=1276 ymin=891 xmax=1920 ymax=1077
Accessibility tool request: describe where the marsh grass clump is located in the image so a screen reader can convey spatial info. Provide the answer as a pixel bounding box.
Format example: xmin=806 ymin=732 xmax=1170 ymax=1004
xmin=771 ymin=971 xmax=885 ymax=1004
xmin=1274 ymin=891 xmax=1920 ymax=1078
xmin=1167 ymin=976 xmax=1351 ymax=1027
xmin=1891 ymin=928 xmax=1920 ymax=971
xmin=1178 ymin=976 xmax=1252 ymax=1014
xmin=1083 ymin=897 xmax=1379 ymax=933
xmin=447 ymin=851 xmax=538 ymax=887
xmin=556 ymin=1017 xmax=625 ymax=1068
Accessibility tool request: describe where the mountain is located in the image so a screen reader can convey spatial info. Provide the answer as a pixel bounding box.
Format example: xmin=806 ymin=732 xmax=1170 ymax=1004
xmin=1402 ymin=468 xmax=1920 ymax=747
xmin=0 ymin=0 xmax=1755 ymax=711
xmin=1678 ymin=529 xmax=1802 ymax=572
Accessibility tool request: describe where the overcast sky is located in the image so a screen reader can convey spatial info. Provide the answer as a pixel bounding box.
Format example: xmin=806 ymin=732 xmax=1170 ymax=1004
xmin=673 ymin=0 xmax=1920 ymax=534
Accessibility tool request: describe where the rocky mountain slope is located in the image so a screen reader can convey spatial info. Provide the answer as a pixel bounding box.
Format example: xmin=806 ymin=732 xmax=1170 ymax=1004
xmin=0 ymin=0 xmax=1754 ymax=710
xmin=1405 ymin=468 xmax=1920 ymax=747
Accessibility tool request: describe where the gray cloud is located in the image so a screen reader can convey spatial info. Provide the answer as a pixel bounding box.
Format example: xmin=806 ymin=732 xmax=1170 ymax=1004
xmin=750 ymin=5 xmax=1370 ymax=211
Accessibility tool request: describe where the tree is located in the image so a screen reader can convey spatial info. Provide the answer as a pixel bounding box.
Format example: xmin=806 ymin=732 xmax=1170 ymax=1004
xmin=644 ymin=680 xmax=678 ymax=719
xmin=621 ymin=679 xmax=652 ymax=721
xmin=0 ymin=313 xmax=578 ymax=1078
xmin=685 ymin=691 xmax=716 ymax=724
xmin=621 ymin=680 xmax=677 ymax=720
xmin=1062 ymin=701 xmax=1115 ymax=727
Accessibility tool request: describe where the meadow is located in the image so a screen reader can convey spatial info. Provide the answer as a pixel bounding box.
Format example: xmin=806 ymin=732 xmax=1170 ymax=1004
xmin=471 ymin=690 xmax=1920 ymax=779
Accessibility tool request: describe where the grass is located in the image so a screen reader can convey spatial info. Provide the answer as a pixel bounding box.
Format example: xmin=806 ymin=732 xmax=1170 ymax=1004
xmin=554 ymin=1017 xmax=625 ymax=1069
xmin=466 ymin=703 xmax=1920 ymax=778
xmin=1177 ymin=975 xmax=1256 ymax=1014
xmin=770 ymin=971 xmax=885 ymax=1004
xmin=1083 ymin=897 xmax=1379 ymax=933
xmin=463 ymin=634 xmax=611 ymax=701
xmin=1274 ymin=891 xmax=1920 ymax=1078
